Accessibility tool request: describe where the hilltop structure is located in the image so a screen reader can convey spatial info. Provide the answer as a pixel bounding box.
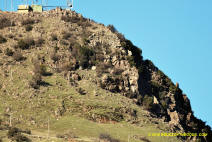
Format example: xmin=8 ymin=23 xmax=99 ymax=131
xmin=1 ymin=0 xmax=73 ymax=13
xmin=17 ymin=4 xmax=43 ymax=13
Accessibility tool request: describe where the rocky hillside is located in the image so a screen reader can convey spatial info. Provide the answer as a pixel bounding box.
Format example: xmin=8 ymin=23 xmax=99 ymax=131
xmin=0 ymin=9 xmax=211 ymax=142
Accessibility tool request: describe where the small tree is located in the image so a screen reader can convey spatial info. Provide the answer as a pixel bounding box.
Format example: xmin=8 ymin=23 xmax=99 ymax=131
xmin=33 ymin=63 xmax=48 ymax=76
xmin=29 ymin=73 xmax=42 ymax=89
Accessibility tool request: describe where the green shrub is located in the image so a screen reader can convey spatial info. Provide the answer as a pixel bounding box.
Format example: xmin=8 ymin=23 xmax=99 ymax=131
xmin=160 ymin=100 xmax=168 ymax=109
xmin=62 ymin=32 xmax=72 ymax=40
xmin=99 ymin=133 xmax=120 ymax=142
xmin=127 ymin=56 xmax=136 ymax=67
xmin=25 ymin=25 xmax=33 ymax=31
xmin=169 ymin=84 xmax=177 ymax=94
xmin=13 ymin=50 xmax=25 ymax=61
xmin=96 ymin=63 xmax=112 ymax=75
xmin=77 ymin=87 xmax=86 ymax=95
xmin=157 ymin=70 xmax=165 ymax=78
xmin=113 ymin=68 xmax=124 ymax=76
xmin=159 ymin=91 xmax=166 ymax=99
xmin=72 ymin=45 xmax=95 ymax=68
xmin=82 ymin=37 xmax=90 ymax=45
xmin=33 ymin=63 xmax=48 ymax=76
xmin=5 ymin=48 xmax=14 ymax=56
xmin=7 ymin=127 xmax=19 ymax=138
xmin=22 ymin=18 xmax=35 ymax=25
xmin=13 ymin=134 xmax=30 ymax=142
xmin=0 ymin=35 xmax=7 ymax=43
xmin=29 ymin=73 xmax=42 ymax=89
xmin=61 ymin=15 xmax=90 ymax=28
xmin=50 ymin=52 xmax=60 ymax=63
xmin=7 ymin=127 xmax=30 ymax=142
xmin=107 ymin=24 xmax=117 ymax=33
xmin=60 ymin=40 xmax=69 ymax=46
xmin=61 ymin=15 xmax=71 ymax=22
xmin=15 ymin=38 xmax=35 ymax=50
xmin=142 ymin=95 xmax=153 ymax=110
xmin=61 ymin=62 xmax=76 ymax=71
xmin=35 ymin=38 xmax=45 ymax=46
xmin=139 ymin=137 xmax=151 ymax=142
xmin=121 ymin=40 xmax=143 ymax=72
xmin=51 ymin=34 xmax=58 ymax=41
xmin=116 ymin=32 xmax=125 ymax=42
xmin=7 ymin=34 xmax=14 ymax=39
xmin=0 ymin=17 xmax=15 ymax=29
xmin=61 ymin=15 xmax=80 ymax=23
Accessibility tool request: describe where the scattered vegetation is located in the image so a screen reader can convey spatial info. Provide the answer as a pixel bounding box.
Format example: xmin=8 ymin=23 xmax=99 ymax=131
xmin=0 ymin=17 xmax=15 ymax=29
xmin=29 ymin=61 xmax=50 ymax=89
xmin=61 ymin=62 xmax=76 ymax=72
xmin=35 ymin=37 xmax=45 ymax=46
xmin=56 ymin=131 xmax=77 ymax=139
xmin=71 ymin=44 xmax=95 ymax=68
xmin=50 ymin=51 xmax=60 ymax=63
xmin=60 ymin=40 xmax=69 ymax=46
xmin=29 ymin=73 xmax=42 ymax=89
xmin=113 ymin=68 xmax=124 ymax=76
xmin=5 ymin=48 xmax=14 ymax=56
xmin=77 ymin=87 xmax=86 ymax=95
xmin=139 ymin=137 xmax=151 ymax=142
xmin=96 ymin=63 xmax=112 ymax=75
xmin=7 ymin=127 xmax=31 ymax=142
xmin=62 ymin=32 xmax=72 ymax=40
xmin=61 ymin=15 xmax=91 ymax=27
xmin=15 ymin=38 xmax=35 ymax=50
xmin=121 ymin=40 xmax=142 ymax=69
xmin=50 ymin=34 xmax=58 ymax=41
xmin=21 ymin=18 xmax=35 ymax=25
xmin=12 ymin=50 xmax=25 ymax=61
xmin=7 ymin=34 xmax=14 ymax=39
xmin=142 ymin=95 xmax=153 ymax=110
xmin=99 ymin=133 xmax=120 ymax=142
xmin=25 ymin=25 xmax=33 ymax=31
xmin=0 ymin=35 xmax=7 ymax=43
xmin=33 ymin=63 xmax=48 ymax=76
xmin=107 ymin=24 xmax=117 ymax=33
xmin=0 ymin=11 xmax=210 ymax=142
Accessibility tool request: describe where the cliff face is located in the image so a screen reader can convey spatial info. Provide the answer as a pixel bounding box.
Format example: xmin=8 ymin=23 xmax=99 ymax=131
xmin=0 ymin=9 xmax=211 ymax=142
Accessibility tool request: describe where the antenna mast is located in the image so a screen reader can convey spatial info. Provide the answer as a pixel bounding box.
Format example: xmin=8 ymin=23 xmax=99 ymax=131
xmin=67 ymin=0 xmax=73 ymax=9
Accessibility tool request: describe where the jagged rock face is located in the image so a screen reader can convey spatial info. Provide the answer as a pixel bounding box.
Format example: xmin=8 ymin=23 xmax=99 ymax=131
xmin=86 ymin=25 xmax=140 ymax=96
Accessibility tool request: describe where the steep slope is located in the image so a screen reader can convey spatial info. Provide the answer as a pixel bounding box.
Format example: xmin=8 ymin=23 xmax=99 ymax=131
xmin=0 ymin=9 xmax=211 ymax=142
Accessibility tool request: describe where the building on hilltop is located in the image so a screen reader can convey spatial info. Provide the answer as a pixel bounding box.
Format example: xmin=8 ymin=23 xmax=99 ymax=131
xmin=18 ymin=5 xmax=43 ymax=13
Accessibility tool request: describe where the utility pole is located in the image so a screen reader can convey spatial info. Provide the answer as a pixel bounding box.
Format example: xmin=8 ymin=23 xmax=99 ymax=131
xmin=47 ymin=117 xmax=50 ymax=139
xmin=9 ymin=114 xmax=12 ymax=127
xmin=10 ymin=69 xmax=13 ymax=81
xmin=5 ymin=0 xmax=7 ymax=11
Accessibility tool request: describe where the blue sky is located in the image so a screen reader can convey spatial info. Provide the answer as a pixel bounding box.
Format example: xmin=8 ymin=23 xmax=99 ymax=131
xmin=1 ymin=0 xmax=212 ymax=127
